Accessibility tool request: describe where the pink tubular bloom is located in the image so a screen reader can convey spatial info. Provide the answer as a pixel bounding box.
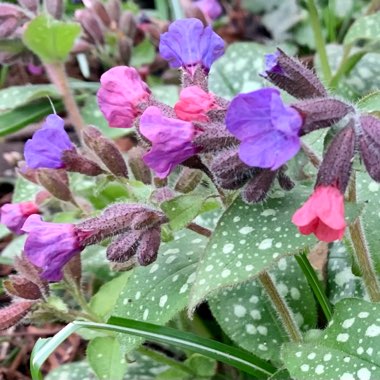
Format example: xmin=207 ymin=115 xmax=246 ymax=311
xmin=1 ymin=201 xmax=39 ymax=235
xmin=194 ymin=0 xmax=222 ymax=23
xmin=292 ymin=186 xmax=346 ymax=243
xmin=97 ymin=66 xmax=151 ymax=128
xmin=174 ymin=86 xmax=217 ymax=122
xmin=139 ymin=106 xmax=197 ymax=178
xmin=22 ymin=215 xmax=86 ymax=281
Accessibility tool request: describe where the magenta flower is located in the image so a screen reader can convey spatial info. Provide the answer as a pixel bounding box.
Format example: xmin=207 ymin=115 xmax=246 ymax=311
xmin=24 ymin=114 xmax=74 ymax=169
xmin=226 ymin=88 xmax=303 ymax=170
xmin=22 ymin=215 xmax=87 ymax=281
xmin=1 ymin=201 xmax=39 ymax=235
xmin=139 ymin=106 xmax=197 ymax=178
xmin=97 ymin=66 xmax=151 ymax=128
xmin=159 ymin=18 xmax=224 ymax=75
xmin=194 ymin=0 xmax=222 ymax=23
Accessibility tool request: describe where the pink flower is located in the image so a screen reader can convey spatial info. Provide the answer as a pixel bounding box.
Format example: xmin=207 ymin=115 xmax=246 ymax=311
xmin=194 ymin=0 xmax=222 ymax=23
xmin=1 ymin=202 xmax=39 ymax=235
xmin=139 ymin=106 xmax=197 ymax=178
xmin=292 ymin=186 xmax=346 ymax=242
xmin=174 ymin=86 xmax=217 ymax=122
xmin=97 ymin=66 xmax=151 ymax=128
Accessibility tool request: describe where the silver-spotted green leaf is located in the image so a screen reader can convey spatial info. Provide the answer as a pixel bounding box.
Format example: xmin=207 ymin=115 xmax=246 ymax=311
xmin=126 ymin=352 xmax=169 ymax=379
xmin=188 ymin=186 xmax=317 ymax=312
xmin=45 ymin=361 xmax=94 ymax=380
xmin=282 ymin=298 xmax=380 ymax=380
xmin=151 ymin=85 xmax=179 ymax=107
xmin=327 ymin=243 xmax=365 ymax=304
xmin=23 ymin=15 xmax=81 ymax=63
xmin=131 ymin=38 xmax=155 ymax=67
xmin=12 ymin=177 xmax=41 ymax=203
xmin=208 ymin=42 xmax=273 ymax=99
xmin=0 ymin=84 xmax=60 ymax=112
xmin=344 ymin=12 xmax=380 ymax=45
xmin=357 ymin=91 xmax=380 ymax=116
xmin=209 ymin=256 xmax=316 ymax=362
xmin=87 ymin=337 xmax=127 ymax=380
xmin=113 ymin=231 xmax=207 ymax=353
xmin=90 ymin=272 xmax=131 ymax=319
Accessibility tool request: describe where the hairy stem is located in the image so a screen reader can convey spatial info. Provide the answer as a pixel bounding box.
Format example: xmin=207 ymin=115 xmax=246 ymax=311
xmin=348 ymin=175 xmax=380 ymax=302
xmin=187 ymin=223 xmax=212 ymax=237
xmin=44 ymin=62 xmax=85 ymax=138
xmin=258 ymin=272 xmax=302 ymax=342
xmin=301 ymin=141 xmax=321 ymax=168
xmin=306 ymin=0 xmax=332 ymax=82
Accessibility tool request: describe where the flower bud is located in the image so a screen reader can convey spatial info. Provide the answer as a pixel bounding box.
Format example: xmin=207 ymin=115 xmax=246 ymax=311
xmin=82 ymin=126 xmax=128 ymax=178
xmin=75 ymin=9 xmax=104 ymax=45
xmin=1 ymin=201 xmax=39 ymax=234
xmin=316 ymin=122 xmax=356 ymax=193
xmin=242 ymin=169 xmax=277 ymax=204
xmin=210 ymin=149 xmax=257 ymax=190
xmin=18 ymin=0 xmax=38 ymax=12
xmin=119 ymin=11 xmax=136 ymax=37
xmin=62 ymin=149 xmax=106 ymax=177
xmin=46 ymin=0 xmax=63 ymax=19
xmin=37 ymin=169 xmax=74 ymax=203
xmin=293 ymin=98 xmax=353 ymax=135
xmin=106 ymin=0 xmax=121 ymax=23
xmin=136 ymin=228 xmax=161 ymax=266
xmin=261 ymin=49 xmax=327 ymax=100
xmin=0 ymin=4 xmax=27 ymax=38
xmin=84 ymin=0 xmax=111 ymax=27
xmin=118 ymin=35 xmax=132 ymax=65
xmin=359 ymin=115 xmax=380 ymax=182
xmin=63 ymin=255 xmax=82 ymax=288
xmin=151 ymin=187 xmax=176 ymax=204
xmin=128 ymin=146 xmax=152 ymax=184
xmin=277 ymin=167 xmax=295 ymax=191
xmin=4 ymin=275 xmax=43 ymax=300
xmin=0 ymin=301 xmax=35 ymax=331
xmin=174 ymin=168 xmax=203 ymax=193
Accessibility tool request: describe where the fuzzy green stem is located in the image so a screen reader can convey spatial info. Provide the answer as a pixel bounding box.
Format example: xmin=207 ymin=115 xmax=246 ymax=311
xmin=258 ymin=272 xmax=302 ymax=342
xmin=306 ymin=0 xmax=332 ymax=82
xmin=348 ymin=176 xmax=380 ymax=302
xmin=137 ymin=346 xmax=196 ymax=376
xmin=44 ymin=62 xmax=85 ymax=138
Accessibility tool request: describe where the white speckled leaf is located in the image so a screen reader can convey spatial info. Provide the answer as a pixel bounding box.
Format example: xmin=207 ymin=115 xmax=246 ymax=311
xmin=208 ymin=42 xmax=273 ymax=99
xmin=45 ymin=361 xmax=93 ymax=380
xmin=344 ymin=12 xmax=380 ymax=45
xmin=12 ymin=177 xmax=41 ymax=203
xmin=188 ymin=186 xmax=317 ymax=312
xmin=209 ymin=256 xmax=317 ymax=362
xmin=283 ymin=298 xmax=380 ymax=380
xmin=0 ymin=84 xmax=59 ymax=112
xmin=357 ymin=91 xmax=380 ymax=116
xmin=113 ymin=231 xmax=207 ymax=353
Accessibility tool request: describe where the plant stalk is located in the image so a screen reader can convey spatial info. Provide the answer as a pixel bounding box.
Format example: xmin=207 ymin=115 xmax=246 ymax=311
xmin=258 ymin=272 xmax=302 ymax=342
xmin=348 ymin=175 xmax=380 ymax=302
xmin=305 ymin=0 xmax=332 ymax=82
xmin=44 ymin=62 xmax=85 ymax=138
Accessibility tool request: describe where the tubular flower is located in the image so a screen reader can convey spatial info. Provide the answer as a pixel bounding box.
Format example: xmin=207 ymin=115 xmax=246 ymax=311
xmin=97 ymin=66 xmax=151 ymax=128
xmin=22 ymin=215 xmax=89 ymax=281
xmin=292 ymin=186 xmax=346 ymax=242
xmin=24 ymin=114 xmax=74 ymax=169
xmin=159 ymin=18 xmax=224 ymax=75
xmin=0 ymin=201 xmax=39 ymax=234
xmin=139 ymin=106 xmax=197 ymax=178
xmin=226 ymin=88 xmax=303 ymax=170
xmin=194 ymin=0 xmax=222 ymax=23
xmin=174 ymin=86 xmax=217 ymax=122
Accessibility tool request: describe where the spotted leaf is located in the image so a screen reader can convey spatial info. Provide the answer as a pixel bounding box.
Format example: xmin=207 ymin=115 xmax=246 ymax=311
xmin=283 ymin=298 xmax=380 ymax=380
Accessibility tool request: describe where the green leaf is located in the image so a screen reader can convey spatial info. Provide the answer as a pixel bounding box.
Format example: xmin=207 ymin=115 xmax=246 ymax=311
xmin=161 ymin=194 xmax=218 ymax=231
xmin=45 ymin=361 xmax=93 ymax=380
xmin=344 ymin=12 xmax=380 ymax=45
xmin=209 ymin=256 xmax=317 ymax=362
xmin=23 ymin=15 xmax=81 ymax=63
xmin=0 ymin=224 xmax=11 ymax=240
xmin=87 ymin=337 xmax=127 ymax=380
xmin=12 ymin=177 xmax=41 ymax=203
xmin=209 ymin=42 xmax=273 ymax=99
xmin=0 ymin=84 xmax=60 ymax=112
xmin=0 ymin=99 xmax=64 ymax=137
xmin=81 ymin=96 xmax=131 ymax=139
xmin=131 ymin=38 xmax=155 ymax=67
xmin=0 ymin=235 xmax=26 ymax=265
xmin=90 ymin=272 xmax=131 ymax=319
xmin=357 ymin=91 xmax=380 ymax=116
xmin=112 ymin=231 xmax=207 ymax=353
xmin=150 ymin=85 xmax=179 ymax=107
xmin=283 ymin=298 xmax=380 ymax=380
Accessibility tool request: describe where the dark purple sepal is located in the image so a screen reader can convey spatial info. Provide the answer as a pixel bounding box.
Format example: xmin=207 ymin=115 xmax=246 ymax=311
xmin=262 ymin=48 xmax=327 ymax=100
xmin=316 ymin=122 xmax=356 ymax=193
xmin=242 ymin=169 xmax=277 ymax=204
xmin=128 ymin=147 xmax=152 ymax=185
xmin=136 ymin=228 xmax=161 ymax=266
xmin=37 ymin=169 xmax=74 ymax=203
xmin=277 ymin=166 xmax=295 ymax=191
xmin=4 ymin=275 xmax=43 ymax=300
xmin=62 ymin=149 xmax=106 ymax=177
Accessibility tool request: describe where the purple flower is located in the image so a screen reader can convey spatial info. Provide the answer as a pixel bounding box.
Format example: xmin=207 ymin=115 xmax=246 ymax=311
xmin=226 ymin=88 xmax=302 ymax=170
xmin=262 ymin=51 xmax=283 ymax=77
xmin=22 ymin=215 xmax=86 ymax=281
xmin=159 ymin=18 xmax=224 ymax=75
xmin=139 ymin=106 xmax=197 ymax=178
xmin=194 ymin=0 xmax=222 ymax=23
xmin=1 ymin=201 xmax=39 ymax=234
xmin=24 ymin=114 xmax=74 ymax=169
